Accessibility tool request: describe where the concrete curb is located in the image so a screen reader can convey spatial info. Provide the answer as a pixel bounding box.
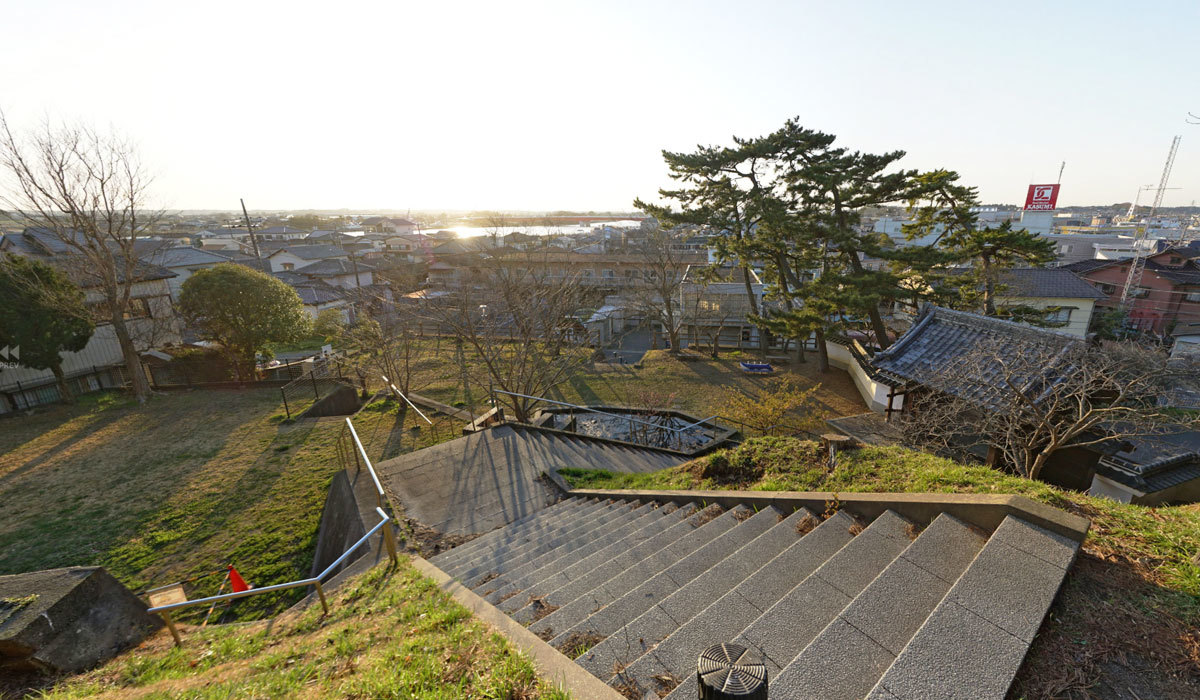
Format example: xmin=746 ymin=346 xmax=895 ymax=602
xmin=567 ymin=489 xmax=1090 ymax=543
xmin=410 ymin=555 xmax=626 ymax=700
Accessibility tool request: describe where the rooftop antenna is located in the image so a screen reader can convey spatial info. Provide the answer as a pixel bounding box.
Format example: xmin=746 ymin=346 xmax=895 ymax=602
xmin=240 ymin=198 xmax=264 ymax=267
xmin=1120 ymin=135 xmax=1181 ymax=305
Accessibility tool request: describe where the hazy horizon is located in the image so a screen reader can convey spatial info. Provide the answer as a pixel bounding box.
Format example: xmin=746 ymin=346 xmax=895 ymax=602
xmin=4 ymin=1 xmax=1198 ymax=212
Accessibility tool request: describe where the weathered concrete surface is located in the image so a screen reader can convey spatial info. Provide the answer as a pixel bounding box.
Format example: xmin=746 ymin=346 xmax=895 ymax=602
xmin=301 ymin=383 xmax=360 ymax=418
xmin=0 ymin=567 xmax=160 ymax=674
xmin=309 ymin=469 xmax=369 ymax=579
xmin=375 ymin=425 xmax=683 ymax=536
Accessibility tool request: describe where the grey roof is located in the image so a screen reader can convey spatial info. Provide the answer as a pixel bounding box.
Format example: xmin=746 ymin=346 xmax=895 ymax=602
xmin=1060 ymin=258 xmax=1116 ymax=274
xmin=294 ymin=258 xmax=375 ymax=276
xmin=258 ymin=226 xmax=306 ymax=235
xmin=871 ymin=306 xmax=1080 ymax=406
xmin=994 ymin=268 xmax=1108 ymax=299
xmin=142 ymin=246 xmax=233 ymax=268
xmin=266 ymin=245 xmax=347 ymax=261
xmin=1096 ymin=429 xmax=1200 ymax=494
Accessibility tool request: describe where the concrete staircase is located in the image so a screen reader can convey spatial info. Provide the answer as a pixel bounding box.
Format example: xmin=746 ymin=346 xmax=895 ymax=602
xmin=428 ymin=496 xmax=1081 ymax=700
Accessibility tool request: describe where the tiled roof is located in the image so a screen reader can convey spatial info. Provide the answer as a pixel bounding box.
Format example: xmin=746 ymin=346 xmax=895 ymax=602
xmin=871 ymin=306 xmax=1080 ymax=406
xmin=141 ymin=246 xmax=234 ymax=268
xmin=1060 ymin=258 xmax=1119 ymax=274
xmin=1097 ymin=429 xmax=1200 ymax=493
xmin=294 ymin=258 xmax=375 ymax=276
xmin=266 ymin=245 xmax=347 ymax=261
xmin=994 ymin=268 xmax=1108 ymax=299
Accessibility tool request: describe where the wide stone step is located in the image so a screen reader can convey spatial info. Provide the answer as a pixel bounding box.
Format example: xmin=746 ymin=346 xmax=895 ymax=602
xmin=608 ymin=510 xmax=857 ymax=697
xmin=480 ymin=502 xmax=674 ymax=603
xmin=430 ymin=497 xmax=593 ymax=569
xmin=549 ymin=506 xmax=785 ymax=649
xmin=508 ymin=504 xmax=717 ymax=625
xmin=458 ymin=500 xmax=649 ymax=588
xmin=497 ymin=503 xmax=696 ymax=614
xmin=575 ymin=507 xmax=818 ymax=679
xmin=771 ymin=513 xmax=987 ymax=700
xmin=730 ymin=510 xmax=913 ymax=677
xmin=526 ymin=506 xmax=747 ymax=639
xmin=865 ymin=516 xmax=1079 ymax=700
xmin=439 ymin=499 xmax=615 ymax=578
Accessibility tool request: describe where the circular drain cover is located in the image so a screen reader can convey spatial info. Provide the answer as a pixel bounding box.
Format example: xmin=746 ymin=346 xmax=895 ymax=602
xmin=697 ymin=642 xmax=767 ymax=698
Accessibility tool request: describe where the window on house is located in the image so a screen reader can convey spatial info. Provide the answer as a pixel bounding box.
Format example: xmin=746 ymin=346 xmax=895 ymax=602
xmin=1043 ymin=308 xmax=1071 ymax=324
xmin=282 ymin=262 xmax=295 ymax=271
xmin=602 ymin=269 xmax=615 ymax=278
xmin=1169 ymin=256 xmax=1183 ymax=265
xmin=1097 ymin=283 xmax=1117 ymax=295
xmin=1131 ymin=287 xmax=1151 ymax=299
xmin=581 ymin=269 xmax=593 ymax=277
xmin=1186 ymin=291 xmax=1200 ymax=303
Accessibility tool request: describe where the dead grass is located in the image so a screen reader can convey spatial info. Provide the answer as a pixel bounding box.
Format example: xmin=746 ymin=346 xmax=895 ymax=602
xmin=559 ymin=631 xmax=605 ymax=659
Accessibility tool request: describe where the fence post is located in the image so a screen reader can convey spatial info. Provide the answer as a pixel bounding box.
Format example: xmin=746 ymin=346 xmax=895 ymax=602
xmin=311 ymin=371 xmax=319 ymax=400
xmin=282 ymin=389 xmax=291 ymax=420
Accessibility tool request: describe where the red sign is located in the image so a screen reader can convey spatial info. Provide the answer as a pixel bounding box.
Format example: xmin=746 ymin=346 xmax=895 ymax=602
xmin=1024 ymin=184 xmax=1060 ymax=211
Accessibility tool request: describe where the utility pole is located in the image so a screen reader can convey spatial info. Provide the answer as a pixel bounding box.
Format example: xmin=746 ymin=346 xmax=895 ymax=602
xmin=240 ymin=198 xmax=264 ymax=268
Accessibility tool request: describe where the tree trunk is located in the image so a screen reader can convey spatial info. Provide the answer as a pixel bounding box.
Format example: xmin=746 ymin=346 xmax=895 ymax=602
xmin=815 ymin=328 xmax=829 ymax=372
xmin=981 ymin=255 xmax=996 ymax=316
xmin=847 ymin=253 xmax=891 ymax=350
xmin=111 ymin=316 xmax=151 ymax=402
xmin=51 ymin=364 xmax=75 ymax=404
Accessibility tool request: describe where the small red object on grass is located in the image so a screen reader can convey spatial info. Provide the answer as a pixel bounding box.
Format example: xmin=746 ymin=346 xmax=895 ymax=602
xmin=228 ymin=565 xmax=251 ymax=593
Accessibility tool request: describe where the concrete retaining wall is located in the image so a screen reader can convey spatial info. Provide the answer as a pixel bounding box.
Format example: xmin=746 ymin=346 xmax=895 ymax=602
xmin=827 ymin=342 xmax=903 ymax=414
xmin=0 ymin=567 xmax=161 ymax=673
xmin=308 ymin=470 xmax=369 ymax=580
xmin=301 ymin=384 xmax=361 ymax=418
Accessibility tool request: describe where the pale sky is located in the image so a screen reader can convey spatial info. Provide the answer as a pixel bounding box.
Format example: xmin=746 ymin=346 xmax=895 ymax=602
xmin=3 ymin=0 xmax=1199 ymax=212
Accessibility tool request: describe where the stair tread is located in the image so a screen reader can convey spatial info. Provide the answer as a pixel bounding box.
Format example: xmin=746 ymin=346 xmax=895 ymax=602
xmin=431 ymin=497 xmax=591 ymax=567
xmin=732 ymin=510 xmax=914 ymax=675
xmin=575 ymin=507 xmax=817 ymax=680
xmin=609 ymin=510 xmax=857 ymax=695
xmin=771 ymin=514 xmax=987 ymax=700
xmin=527 ymin=506 xmax=745 ymax=638
xmin=500 ymin=504 xmax=696 ymax=616
xmin=470 ymin=502 xmax=657 ymax=592
xmin=866 ymin=516 xmax=1078 ymax=700
xmin=483 ymin=502 xmax=671 ymax=604
xmin=550 ymin=506 xmax=784 ymax=647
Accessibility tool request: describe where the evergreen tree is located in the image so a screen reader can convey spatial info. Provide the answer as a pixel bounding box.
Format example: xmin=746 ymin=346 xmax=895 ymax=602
xmin=0 ymin=255 xmax=94 ymax=403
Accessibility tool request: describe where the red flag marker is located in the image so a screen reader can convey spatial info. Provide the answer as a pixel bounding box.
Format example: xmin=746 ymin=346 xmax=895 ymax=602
xmin=228 ymin=565 xmax=250 ymax=593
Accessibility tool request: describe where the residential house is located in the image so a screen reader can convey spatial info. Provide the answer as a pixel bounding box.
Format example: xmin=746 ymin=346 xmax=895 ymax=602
xmin=139 ymin=245 xmax=238 ymax=300
xmin=1062 ymin=244 xmax=1200 ymax=333
xmin=0 ymin=228 xmax=179 ymax=412
xmin=362 ymin=217 xmax=418 ymax=234
xmin=292 ymin=258 xmax=375 ymax=290
xmin=274 ymin=271 xmax=351 ymax=321
xmin=254 ymin=226 xmax=309 ymax=243
xmin=990 ymin=267 xmax=1108 ymax=337
xmin=266 ymin=245 xmax=349 ymax=273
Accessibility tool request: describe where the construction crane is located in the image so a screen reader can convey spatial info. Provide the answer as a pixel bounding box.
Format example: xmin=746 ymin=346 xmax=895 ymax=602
xmin=1120 ymin=135 xmax=1181 ymax=305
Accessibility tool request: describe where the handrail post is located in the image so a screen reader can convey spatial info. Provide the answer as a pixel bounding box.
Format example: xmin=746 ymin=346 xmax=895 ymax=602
xmin=313 ymin=581 xmax=330 ymax=615
xmin=161 ymin=611 xmax=182 ymax=646
xmin=382 ymin=523 xmax=399 ymax=565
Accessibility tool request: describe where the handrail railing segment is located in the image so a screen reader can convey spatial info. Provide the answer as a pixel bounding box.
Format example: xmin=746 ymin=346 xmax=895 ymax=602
xmin=148 ymin=416 xmax=399 ymax=645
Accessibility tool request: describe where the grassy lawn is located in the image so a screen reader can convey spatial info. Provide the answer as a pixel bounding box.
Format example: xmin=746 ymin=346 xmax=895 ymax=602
xmin=0 ymin=388 xmax=453 ymax=623
xmin=560 ymin=438 xmax=1200 ymax=699
xmin=405 ymin=344 xmax=865 ymax=426
xmin=19 ymin=563 xmax=569 ymax=700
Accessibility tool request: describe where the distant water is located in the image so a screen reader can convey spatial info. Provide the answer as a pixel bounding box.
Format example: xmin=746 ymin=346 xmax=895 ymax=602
xmin=431 ymin=220 xmax=643 ymax=238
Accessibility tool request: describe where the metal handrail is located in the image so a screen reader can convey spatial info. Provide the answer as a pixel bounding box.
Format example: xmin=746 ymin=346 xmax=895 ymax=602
xmin=381 ymin=375 xmax=433 ymax=425
xmin=493 ymin=390 xmax=714 ymax=435
xmin=149 ymin=416 xmax=400 ymax=645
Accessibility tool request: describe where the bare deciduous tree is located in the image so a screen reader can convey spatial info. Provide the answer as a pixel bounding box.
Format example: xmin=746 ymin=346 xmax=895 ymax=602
xmin=427 ymin=251 xmax=592 ymax=422
xmin=0 ymin=114 xmax=165 ymax=401
xmin=900 ymin=339 xmax=1200 ymax=480
xmin=627 ymin=226 xmax=693 ymax=353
